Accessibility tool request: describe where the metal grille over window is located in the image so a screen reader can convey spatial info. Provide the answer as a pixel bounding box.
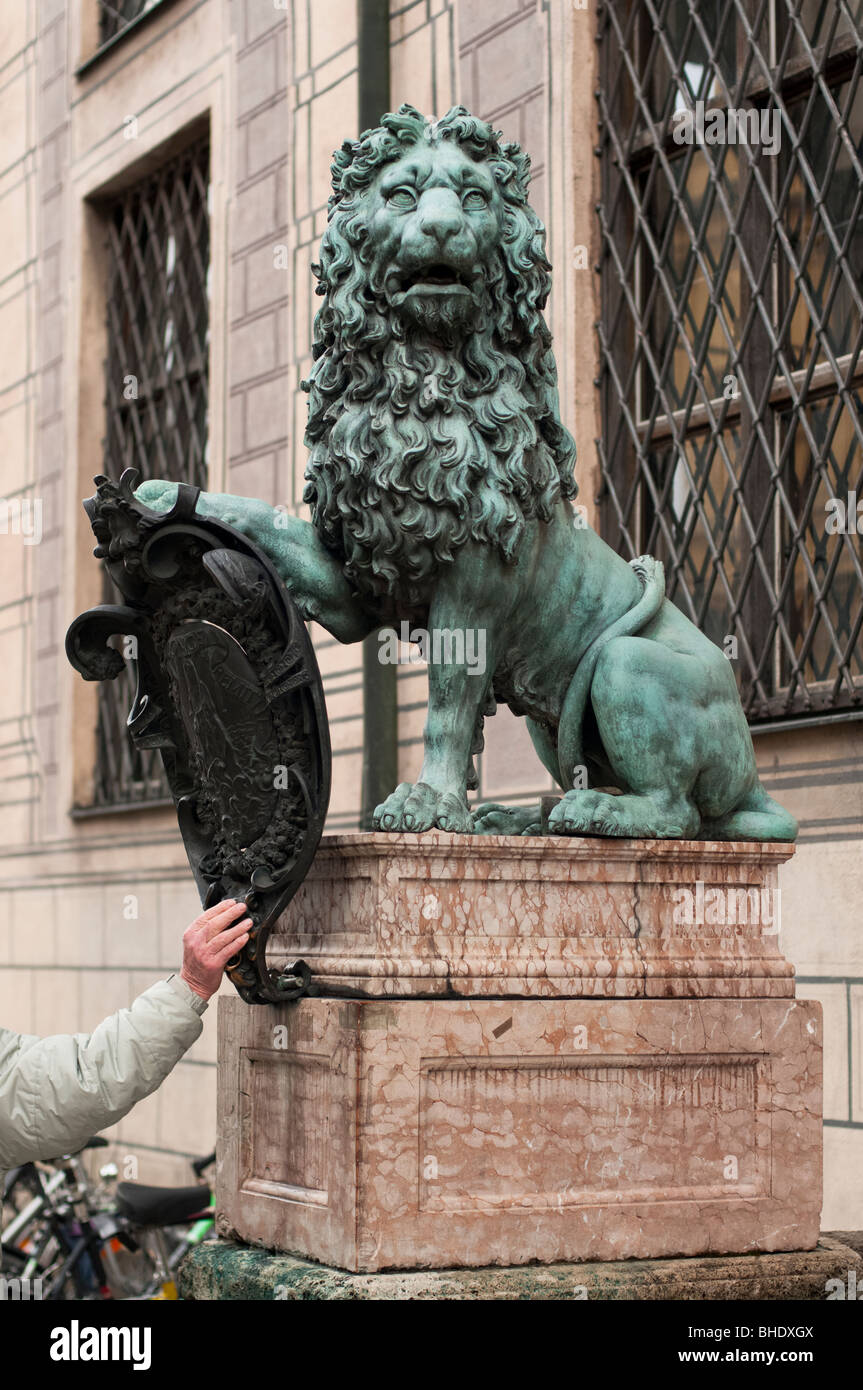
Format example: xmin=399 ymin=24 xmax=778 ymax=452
xmin=596 ymin=1 xmax=863 ymax=721
xmin=94 ymin=135 xmax=210 ymax=808
xmin=98 ymin=1 xmax=165 ymax=45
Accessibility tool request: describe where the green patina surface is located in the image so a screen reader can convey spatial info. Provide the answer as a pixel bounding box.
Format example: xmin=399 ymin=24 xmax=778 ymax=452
xmin=178 ymin=1238 xmax=862 ymax=1302
xmin=136 ymin=104 xmax=797 ymax=844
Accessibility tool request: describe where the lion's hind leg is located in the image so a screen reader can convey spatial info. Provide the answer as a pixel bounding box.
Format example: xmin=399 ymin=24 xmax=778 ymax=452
xmin=551 ymin=634 xmax=704 ymax=839
xmin=700 ymin=786 xmax=798 ymax=842
xmin=548 ymin=787 xmax=700 ymax=839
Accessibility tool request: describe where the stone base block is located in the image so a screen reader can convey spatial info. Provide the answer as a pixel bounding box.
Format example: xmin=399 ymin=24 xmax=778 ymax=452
xmin=216 ymin=994 xmax=822 ymax=1273
xmin=179 ymin=1237 xmax=861 ymax=1301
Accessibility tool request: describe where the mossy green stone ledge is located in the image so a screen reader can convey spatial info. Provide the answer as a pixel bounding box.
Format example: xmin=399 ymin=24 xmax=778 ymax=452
xmin=178 ymin=1237 xmax=863 ymax=1302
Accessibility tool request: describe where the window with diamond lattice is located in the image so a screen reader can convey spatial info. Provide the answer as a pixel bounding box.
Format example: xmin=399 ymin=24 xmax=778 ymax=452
xmin=93 ymin=135 xmax=210 ymax=808
xmin=597 ymin=1 xmax=863 ymax=721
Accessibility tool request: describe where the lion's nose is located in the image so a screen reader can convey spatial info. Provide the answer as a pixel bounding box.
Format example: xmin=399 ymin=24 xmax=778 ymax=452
xmin=416 ymin=188 xmax=463 ymax=245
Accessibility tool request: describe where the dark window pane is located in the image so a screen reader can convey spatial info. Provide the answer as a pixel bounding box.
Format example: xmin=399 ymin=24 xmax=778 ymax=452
xmin=779 ymin=0 xmax=863 ymax=58
xmin=92 ymin=135 xmax=210 ymax=808
xmin=643 ymin=427 xmax=747 ymax=650
xmin=778 ymin=394 xmax=863 ymax=701
xmin=642 ymin=149 xmax=742 ymax=411
xmin=98 ymin=1 xmax=164 ymax=45
xmin=646 ymin=0 xmax=741 ymax=126
xmin=781 ymin=79 xmax=863 ymax=370
xmin=597 ymin=2 xmax=863 ymax=723
xmin=605 ymin=1 xmax=766 ymax=133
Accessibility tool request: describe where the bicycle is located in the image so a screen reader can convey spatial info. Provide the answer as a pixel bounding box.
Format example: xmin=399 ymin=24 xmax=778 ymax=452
xmin=105 ymin=1150 xmax=216 ymax=1299
xmin=2 ymin=1139 xmax=117 ymax=1299
xmin=2 ymin=1140 xmax=216 ymax=1300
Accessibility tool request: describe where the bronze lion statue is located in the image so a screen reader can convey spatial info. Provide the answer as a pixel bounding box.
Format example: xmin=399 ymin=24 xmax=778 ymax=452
xmin=137 ymin=104 xmax=796 ymax=842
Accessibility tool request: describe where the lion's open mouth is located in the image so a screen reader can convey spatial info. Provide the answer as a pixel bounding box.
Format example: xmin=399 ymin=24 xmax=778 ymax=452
xmin=401 ymin=263 xmax=472 ymax=293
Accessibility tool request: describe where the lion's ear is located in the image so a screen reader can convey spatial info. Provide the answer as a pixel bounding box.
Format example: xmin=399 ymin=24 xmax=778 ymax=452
xmin=332 ymin=139 xmax=355 ymax=171
xmin=498 ymin=142 xmax=532 ymax=199
xmin=329 ymin=140 xmax=357 ymax=201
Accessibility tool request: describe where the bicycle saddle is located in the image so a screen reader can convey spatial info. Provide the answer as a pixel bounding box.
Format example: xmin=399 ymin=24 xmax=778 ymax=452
xmin=115 ymin=1181 xmax=210 ymax=1226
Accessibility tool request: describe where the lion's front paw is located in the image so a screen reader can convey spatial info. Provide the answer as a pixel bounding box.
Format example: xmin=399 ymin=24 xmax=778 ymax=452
xmin=134 ymin=479 xmax=179 ymax=513
xmin=373 ymin=781 xmax=473 ymax=834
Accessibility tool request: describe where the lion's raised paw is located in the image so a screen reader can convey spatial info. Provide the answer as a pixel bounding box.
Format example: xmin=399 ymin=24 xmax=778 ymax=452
xmin=373 ymin=781 xmax=473 ymax=834
xmin=134 ymin=479 xmax=179 ymax=513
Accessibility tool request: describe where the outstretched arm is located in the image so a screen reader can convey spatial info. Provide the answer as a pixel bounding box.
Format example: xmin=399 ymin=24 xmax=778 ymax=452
xmin=135 ymin=481 xmax=374 ymax=644
xmin=0 ymin=981 xmax=204 ymax=1168
xmin=0 ymin=902 xmax=248 ymax=1167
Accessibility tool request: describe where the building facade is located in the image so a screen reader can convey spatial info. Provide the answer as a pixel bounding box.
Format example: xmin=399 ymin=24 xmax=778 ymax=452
xmin=0 ymin=0 xmax=860 ymax=1225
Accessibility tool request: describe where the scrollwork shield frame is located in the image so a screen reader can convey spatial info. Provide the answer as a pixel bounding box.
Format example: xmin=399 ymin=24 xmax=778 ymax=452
xmin=66 ymin=469 xmax=331 ymax=1005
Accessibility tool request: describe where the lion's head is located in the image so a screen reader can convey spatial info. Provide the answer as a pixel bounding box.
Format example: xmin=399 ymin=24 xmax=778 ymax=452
xmin=302 ymin=105 xmax=577 ymax=611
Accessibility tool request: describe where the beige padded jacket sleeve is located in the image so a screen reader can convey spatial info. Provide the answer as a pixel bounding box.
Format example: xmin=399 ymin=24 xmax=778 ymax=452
xmin=0 ymin=976 xmax=207 ymax=1169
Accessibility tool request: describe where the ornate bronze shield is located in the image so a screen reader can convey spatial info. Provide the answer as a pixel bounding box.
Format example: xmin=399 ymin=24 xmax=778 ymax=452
xmin=65 ymin=469 xmax=331 ymax=1005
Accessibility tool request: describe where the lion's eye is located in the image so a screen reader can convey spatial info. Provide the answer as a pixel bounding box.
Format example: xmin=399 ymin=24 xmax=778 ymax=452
xmin=387 ymin=186 xmax=417 ymax=210
xmin=462 ymin=188 xmax=488 ymax=211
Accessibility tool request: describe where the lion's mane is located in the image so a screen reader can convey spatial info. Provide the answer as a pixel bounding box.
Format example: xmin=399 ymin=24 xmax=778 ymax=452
xmin=302 ymin=104 xmax=577 ymax=609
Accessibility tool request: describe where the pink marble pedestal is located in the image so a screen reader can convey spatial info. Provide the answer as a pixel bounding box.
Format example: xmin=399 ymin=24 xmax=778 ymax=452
xmin=216 ymin=834 xmax=821 ymax=1273
xmin=268 ymin=833 xmax=796 ymax=997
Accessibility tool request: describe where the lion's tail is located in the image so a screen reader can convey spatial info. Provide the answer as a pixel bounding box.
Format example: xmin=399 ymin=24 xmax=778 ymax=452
xmin=556 ymin=555 xmax=666 ymax=790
